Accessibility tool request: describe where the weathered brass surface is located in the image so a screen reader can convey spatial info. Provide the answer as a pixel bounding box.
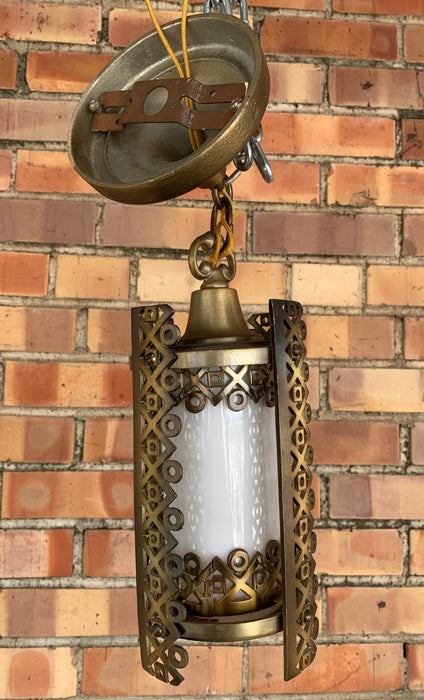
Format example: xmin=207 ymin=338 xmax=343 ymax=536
xmin=68 ymin=14 xmax=269 ymax=204
xmin=268 ymin=300 xmax=319 ymax=680
xmin=180 ymin=604 xmax=283 ymax=641
xmin=90 ymin=78 xmax=246 ymax=132
xmin=180 ymin=287 xmax=252 ymax=345
xmin=174 ymin=344 xmax=269 ymax=369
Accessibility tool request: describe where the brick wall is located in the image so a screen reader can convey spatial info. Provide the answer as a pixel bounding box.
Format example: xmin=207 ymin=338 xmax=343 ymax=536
xmin=1 ymin=0 xmax=424 ymax=698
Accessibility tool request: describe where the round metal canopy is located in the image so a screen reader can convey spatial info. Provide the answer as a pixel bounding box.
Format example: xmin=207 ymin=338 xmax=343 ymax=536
xmin=68 ymin=13 xmax=269 ymax=204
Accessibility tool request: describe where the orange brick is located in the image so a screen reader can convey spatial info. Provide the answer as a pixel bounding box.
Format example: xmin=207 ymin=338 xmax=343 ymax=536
xmin=405 ymin=25 xmax=424 ymax=62
xmin=0 ymin=99 xmax=75 ymax=141
xmin=261 ymin=17 xmax=397 ymax=60
xmin=411 ymin=423 xmax=424 ymax=464
xmin=26 ymin=51 xmax=114 ymax=92
xmin=311 ymin=420 xmax=399 ymax=465
xmin=305 ymin=315 xmax=394 ymax=359
xmin=329 ymin=66 xmax=424 ymax=108
xmin=137 ymin=259 xmax=285 ymax=305
xmin=83 ymin=646 xmax=243 ymax=695
xmin=0 ymin=529 xmax=73 ymax=578
xmin=109 ymin=9 xmax=180 ymax=47
xmin=410 ymin=530 xmax=424 ymax=574
xmin=408 ymin=645 xmax=424 ymax=690
xmin=330 ymin=368 xmax=424 ymax=412
xmin=262 ymin=112 xmax=394 ymax=157
xmin=84 ymin=530 xmax=135 ymax=577
xmin=233 ymin=160 xmax=319 ymax=204
xmin=0 ymin=150 xmax=11 ymax=190
xmin=402 ymin=119 xmax=424 ymax=159
xmin=83 ymin=417 xmax=133 ymax=463
xmin=253 ymin=211 xmax=395 ymax=256
xmin=4 ymin=361 xmax=132 ymax=408
xmin=16 ymin=150 xmax=95 ymax=194
xmin=308 ymin=366 xmax=319 ymax=410
xmin=101 ymin=203 xmax=246 ymax=250
xmin=292 ymin=263 xmax=362 ymax=307
xmin=251 ymin=0 xmax=323 ymax=6
xmin=404 ymin=215 xmax=424 ymax=255
xmin=328 ymin=587 xmax=424 ymax=634
xmin=0 ymin=648 xmax=77 ymax=700
xmin=335 ymin=0 xmax=424 ymax=12
xmin=0 ymin=50 xmax=17 ymax=88
xmin=0 ymin=588 xmax=137 ymax=637
xmin=0 ymin=252 xmax=48 ymax=297
xmin=0 ymin=199 xmax=96 ymax=244
xmin=368 ymin=265 xmax=424 ymax=306
xmin=330 ymin=474 xmax=424 ymax=519
xmin=2 ymin=471 xmax=133 ymax=519
xmin=0 ymin=415 xmax=74 ymax=462
xmin=328 ymin=163 xmax=424 ymax=207
xmin=268 ymin=62 xmax=322 ymax=103
xmin=56 ymin=255 xmax=129 ymax=300
xmin=0 ymin=306 xmax=76 ymax=352
xmin=249 ymin=643 xmax=403 ymax=694
xmin=316 ymin=529 xmax=402 ymax=576
xmin=0 ymin=2 xmax=101 ymax=44
xmin=87 ymin=309 xmax=131 ymax=354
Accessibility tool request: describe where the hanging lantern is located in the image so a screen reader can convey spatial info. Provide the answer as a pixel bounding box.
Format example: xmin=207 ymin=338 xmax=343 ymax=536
xmin=68 ymin=5 xmax=318 ymax=688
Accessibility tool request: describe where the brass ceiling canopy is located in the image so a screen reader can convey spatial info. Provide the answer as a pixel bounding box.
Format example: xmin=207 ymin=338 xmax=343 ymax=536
xmin=68 ymin=13 xmax=269 ymax=204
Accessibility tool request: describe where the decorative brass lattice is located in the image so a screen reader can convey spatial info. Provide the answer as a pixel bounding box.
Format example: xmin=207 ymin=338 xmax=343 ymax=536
xmin=178 ymin=540 xmax=282 ymax=616
xmin=131 ymin=305 xmax=188 ymax=685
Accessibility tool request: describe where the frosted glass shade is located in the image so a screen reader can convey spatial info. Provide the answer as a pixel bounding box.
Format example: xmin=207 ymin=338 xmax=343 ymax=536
xmin=172 ymin=398 xmax=279 ymax=561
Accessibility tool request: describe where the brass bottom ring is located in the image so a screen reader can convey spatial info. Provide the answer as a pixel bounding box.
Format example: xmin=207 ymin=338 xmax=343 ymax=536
xmin=179 ymin=602 xmax=283 ymax=642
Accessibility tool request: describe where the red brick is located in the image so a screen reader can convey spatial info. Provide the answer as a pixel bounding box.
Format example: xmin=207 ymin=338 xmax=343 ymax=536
xmin=0 ymin=415 xmax=74 ymax=462
xmin=0 ymin=588 xmax=137 ymax=637
xmin=0 ymin=150 xmax=12 ymax=190
xmin=0 ymin=529 xmax=73 ymax=578
xmin=84 ymin=530 xmax=135 ymax=578
xmin=402 ymin=119 xmax=424 ymax=159
xmin=0 ymin=251 xmax=48 ymax=297
xmin=262 ymin=112 xmax=394 ymax=157
xmin=292 ymin=263 xmax=362 ymax=307
xmin=0 ymin=99 xmax=76 ymax=141
xmin=316 ymin=529 xmax=402 ymax=576
xmin=83 ymin=646 xmax=243 ymax=696
xmin=87 ymin=309 xmax=131 ymax=355
xmin=334 ymin=0 xmax=424 ymax=13
xmin=411 ymin=423 xmax=424 ymax=465
xmin=0 ymin=50 xmax=17 ymax=89
xmin=83 ymin=417 xmax=133 ymax=463
xmin=268 ymin=62 xmax=322 ymax=103
xmin=329 ymin=66 xmax=424 ymax=108
xmin=56 ymin=255 xmax=129 ymax=300
xmin=306 ymin=315 xmax=394 ymax=360
xmin=249 ymin=643 xmax=403 ymax=694
xmin=330 ymin=368 xmax=424 ymax=412
xmin=251 ymin=0 xmax=323 ymax=6
xmin=330 ymin=474 xmax=424 ymax=519
xmin=404 ymin=215 xmax=424 ymax=255
xmin=253 ymin=211 xmax=395 ymax=255
xmin=0 ymin=306 xmax=76 ymax=352
xmin=328 ymin=163 xmax=424 ymax=207
xmin=101 ymin=203 xmax=246 ymax=250
xmin=410 ymin=530 xmax=424 ymax=574
xmin=311 ymin=421 xmax=398 ymax=465
xmin=0 ymin=648 xmax=77 ymax=699
xmin=368 ymin=265 xmax=424 ymax=306
xmin=2 ymin=471 xmax=133 ymax=519
xmin=0 ymin=2 xmax=101 ymax=44
xmin=0 ymin=199 xmax=95 ymax=244
xmin=4 ymin=362 xmax=132 ymax=408
xmin=405 ymin=25 xmax=424 ymax=62
xmin=261 ymin=17 xmax=397 ymax=60
xmin=26 ymin=51 xmax=114 ymax=92
xmin=405 ymin=318 xmax=424 ymax=360
xmin=16 ymin=150 xmax=95 ymax=194
xmin=109 ymin=9 xmax=180 ymax=47
xmin=408 ymin=645 xmax=424 ymax=690
xmin=328 ymin=587 xmax=424 ymax=634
